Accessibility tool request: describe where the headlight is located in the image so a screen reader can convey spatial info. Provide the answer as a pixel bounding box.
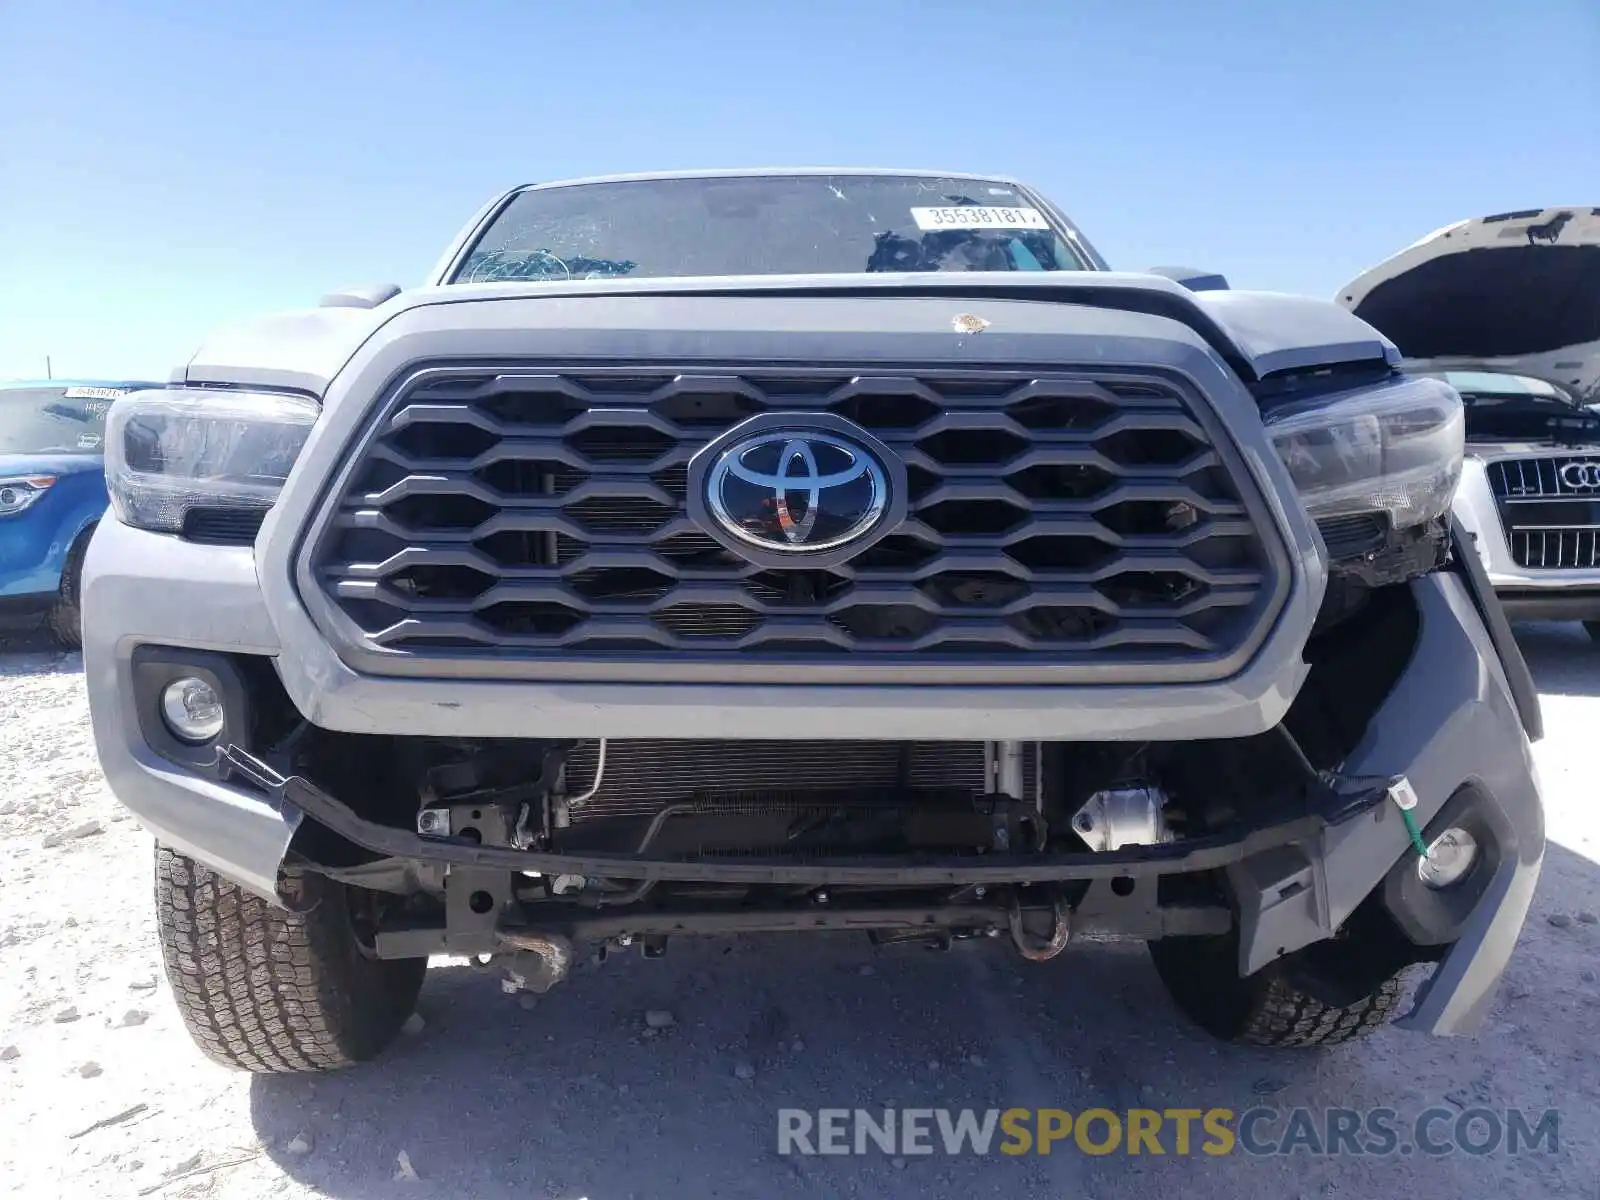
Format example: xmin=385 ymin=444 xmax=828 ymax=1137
xmin=105 ymin=388 xmax=318 ymax=534
xmin=0 ymin=475 xmax=55 ymax=518
xmin=1265 ymin=375 xmax=1464 ymax=528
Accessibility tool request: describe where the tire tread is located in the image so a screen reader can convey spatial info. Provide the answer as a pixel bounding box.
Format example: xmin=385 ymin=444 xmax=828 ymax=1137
xmin=154 ymin=845 xmax=423 ymax=1073
xmin=1235 ymin=972 xmax=1403 ymax=1047
xmin=1149 ymin=932 xmax=1405 ymax=1049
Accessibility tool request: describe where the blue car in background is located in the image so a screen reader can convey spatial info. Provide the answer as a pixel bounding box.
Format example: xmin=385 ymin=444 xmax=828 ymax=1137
xmin=1 ymin=380 xmax=161 ymax=646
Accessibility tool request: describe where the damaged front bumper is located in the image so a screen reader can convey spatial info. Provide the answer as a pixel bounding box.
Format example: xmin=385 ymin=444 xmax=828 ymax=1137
xmin=84 ymin=516 xmax=1544 ymax=1035
xmin=218 ymin=743 xmax=1387 ymax=889
xmin=214 ymin=742 xmax=1373 ymax=967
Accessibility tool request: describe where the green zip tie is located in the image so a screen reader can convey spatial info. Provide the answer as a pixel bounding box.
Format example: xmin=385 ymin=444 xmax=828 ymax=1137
xmin=1398 ymin=807 xmax=1429 ymax=858
xmin=1388 ymin=777 xmax=1431 ymax=859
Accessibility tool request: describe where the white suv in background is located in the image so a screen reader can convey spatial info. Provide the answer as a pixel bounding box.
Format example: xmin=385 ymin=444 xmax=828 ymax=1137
xmin=1340 ymin=206 xmax=1600 ymax=634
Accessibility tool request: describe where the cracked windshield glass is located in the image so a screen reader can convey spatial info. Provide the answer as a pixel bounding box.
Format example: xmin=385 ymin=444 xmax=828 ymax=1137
xmin=454 ymin=174 xmax=1092 ymax=281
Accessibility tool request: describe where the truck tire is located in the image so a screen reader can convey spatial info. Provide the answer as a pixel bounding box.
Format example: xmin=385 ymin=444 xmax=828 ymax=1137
xmin=155 ymin=845 xmax=426 ymax=1072
xmin=46 ymin=527 xmax=92 ymax=649
xmin=1149 ymin=931 xmax=1404 ymax=1047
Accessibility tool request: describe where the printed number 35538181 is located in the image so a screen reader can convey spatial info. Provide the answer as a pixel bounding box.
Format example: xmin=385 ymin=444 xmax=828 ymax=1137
xmin=909 ymin=206 xmax=1051 ymax=231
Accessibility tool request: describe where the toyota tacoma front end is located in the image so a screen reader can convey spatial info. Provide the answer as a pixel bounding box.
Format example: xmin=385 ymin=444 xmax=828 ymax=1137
xmin=81 ymin=170 xmax=1545 ymax=1072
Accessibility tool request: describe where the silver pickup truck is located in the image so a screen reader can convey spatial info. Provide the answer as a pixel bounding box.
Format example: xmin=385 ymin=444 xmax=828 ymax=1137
xmin=82 ymin=169 xmax=1544 ymax=1073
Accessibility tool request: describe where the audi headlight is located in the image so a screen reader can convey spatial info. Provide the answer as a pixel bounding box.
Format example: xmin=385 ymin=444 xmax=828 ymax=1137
xmin=1265 ymin=375 xmax=1464 ymax=528
xmin=105 ymin=388 xmax=318 ymax=534
xmin=0 ymin=475 xmax=55 ymax=518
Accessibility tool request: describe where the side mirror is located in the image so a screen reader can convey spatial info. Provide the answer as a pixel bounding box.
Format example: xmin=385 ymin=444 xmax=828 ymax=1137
xmin=320 ymin=283 xmax=403 ymax=309
xmin=1146 ymin=266 xmax=1230 ymax=293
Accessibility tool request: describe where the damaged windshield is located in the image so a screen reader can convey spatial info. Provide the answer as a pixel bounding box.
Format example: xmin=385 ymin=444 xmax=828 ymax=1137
xmin=452 ymin=174 xmax=1092 ymax=283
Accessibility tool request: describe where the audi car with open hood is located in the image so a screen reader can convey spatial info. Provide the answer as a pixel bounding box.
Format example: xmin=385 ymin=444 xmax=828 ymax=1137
xmin=1340 ymin=206 xmax=1600 ymax=630
xmin=80 ymin=169 xmax=1543 ymax=1072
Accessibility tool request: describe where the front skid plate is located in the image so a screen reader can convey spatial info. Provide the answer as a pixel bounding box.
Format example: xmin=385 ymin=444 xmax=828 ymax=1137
xmin=221 ymin=747 xmax=1389 ymax=887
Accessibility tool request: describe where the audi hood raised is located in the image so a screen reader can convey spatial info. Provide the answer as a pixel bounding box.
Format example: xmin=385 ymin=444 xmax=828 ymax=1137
xmin=1340 ymin=205 xmax=1600 ymax=626
xmin=82 ymin=169 xmax=1544 ymax=1072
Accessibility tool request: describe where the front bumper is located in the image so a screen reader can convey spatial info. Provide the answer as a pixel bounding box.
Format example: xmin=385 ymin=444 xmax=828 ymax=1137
xmin=216 ymin=741 xmax=1385 ymax=887
xmin=84 ymin=512 xmax=1544 ymax=1035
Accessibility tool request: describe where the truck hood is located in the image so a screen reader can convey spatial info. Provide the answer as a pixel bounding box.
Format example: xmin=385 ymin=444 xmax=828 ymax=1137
xmin=1337 ymin=207 xmax=1600 ymax=400
xmin=181 ymin=272 xmax=1398 ymax=397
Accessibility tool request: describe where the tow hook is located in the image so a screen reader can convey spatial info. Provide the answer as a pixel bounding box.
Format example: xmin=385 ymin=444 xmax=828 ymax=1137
xmin=1008 ymin=893 xmax=1071 ymax=962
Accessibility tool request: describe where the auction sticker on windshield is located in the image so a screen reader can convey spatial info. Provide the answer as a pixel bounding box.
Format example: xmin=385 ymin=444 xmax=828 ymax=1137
xmin=62 ymin=386 xmax=130 ymax=401
xmin=910 ymin=206 xmax=1051 ymax=231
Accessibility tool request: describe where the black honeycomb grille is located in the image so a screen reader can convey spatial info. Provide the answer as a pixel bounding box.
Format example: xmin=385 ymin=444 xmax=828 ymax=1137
xmin=308 ymin=365 xmax=1280 ymax=680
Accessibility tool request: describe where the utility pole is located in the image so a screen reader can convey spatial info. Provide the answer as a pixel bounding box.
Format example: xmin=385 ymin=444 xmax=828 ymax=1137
xmin=45 ymin=356 xmax=52 ymax=380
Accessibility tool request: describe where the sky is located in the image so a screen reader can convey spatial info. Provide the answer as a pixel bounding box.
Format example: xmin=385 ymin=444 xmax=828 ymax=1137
xmin=1 ymin=0 xmax=1597 ymax=382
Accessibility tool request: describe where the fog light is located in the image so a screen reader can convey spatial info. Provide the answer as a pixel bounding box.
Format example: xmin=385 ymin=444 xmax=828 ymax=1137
xmin=160 ymin=677 xmax=225 ymax=743
xmin=1417 ymin=826 xmax=1479 ymax=889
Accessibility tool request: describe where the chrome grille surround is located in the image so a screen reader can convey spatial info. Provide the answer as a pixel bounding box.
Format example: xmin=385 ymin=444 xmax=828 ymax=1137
xmin=300 ymin=363 xmax=1291 ymax=686
xmin=1484 ymin=454 xmax=1600 ymax=569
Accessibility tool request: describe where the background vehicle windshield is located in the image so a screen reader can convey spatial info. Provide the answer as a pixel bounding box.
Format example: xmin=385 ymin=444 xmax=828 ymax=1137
xmin=453 ymin=174 xmax=1090 ymax=283
xmin=0 ymin=386 xmax=117 ymax=455
xmin=1425 ymin=371 xmax=1577 ymax=403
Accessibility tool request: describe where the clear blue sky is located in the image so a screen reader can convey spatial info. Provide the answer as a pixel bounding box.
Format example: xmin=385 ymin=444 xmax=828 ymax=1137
xmin=2 ymin=0 xmax=1596 ymax=381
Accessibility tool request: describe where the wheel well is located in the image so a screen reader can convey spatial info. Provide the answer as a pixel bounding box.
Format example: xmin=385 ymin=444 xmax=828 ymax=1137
xmin=62 ymin=518 xmax=96 ymax=576
xmin=60 ymin=521 xmax=98 ymax=596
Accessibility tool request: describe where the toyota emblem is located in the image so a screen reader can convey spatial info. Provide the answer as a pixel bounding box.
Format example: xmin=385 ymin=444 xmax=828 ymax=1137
xmin=1559 ymin=461 xmax=1600 ymax=489
xmin=706 ymin=431 xmax=888 ymax=551
xmin=687 ymin=413 xmax=909 ymax=567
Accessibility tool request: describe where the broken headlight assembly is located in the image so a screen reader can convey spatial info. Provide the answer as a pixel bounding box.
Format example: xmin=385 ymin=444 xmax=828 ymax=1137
xmin=1265 ymin=374 xmax=1465 ymax=531
xmin=1266 ymin=375 xmax=1464 ymax=595
xmin=105 ymin=387 xmax=319 ymax=534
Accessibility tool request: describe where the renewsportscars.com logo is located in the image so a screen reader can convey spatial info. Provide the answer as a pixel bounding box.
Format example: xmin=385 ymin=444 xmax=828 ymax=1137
xmin=777 ymin=1107 xmax=1561 ymax=1158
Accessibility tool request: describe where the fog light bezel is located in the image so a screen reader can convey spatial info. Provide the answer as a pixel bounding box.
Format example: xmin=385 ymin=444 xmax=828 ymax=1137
xmin=1381 ymin=783 xmax=1513 ymax=946
xmin=131 ymin=647 xmax=254 ymax=769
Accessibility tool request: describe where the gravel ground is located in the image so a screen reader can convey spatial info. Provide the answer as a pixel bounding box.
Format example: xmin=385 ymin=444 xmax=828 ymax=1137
xmin=1 ymin=624 xmax=1597 ymax=1199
